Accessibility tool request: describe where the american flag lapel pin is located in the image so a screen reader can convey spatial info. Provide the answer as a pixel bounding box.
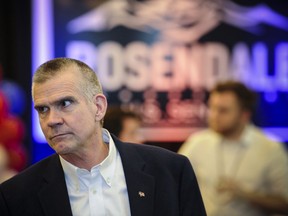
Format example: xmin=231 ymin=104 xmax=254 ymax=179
xmin=138 ymin=191 xmax=145 ymax=197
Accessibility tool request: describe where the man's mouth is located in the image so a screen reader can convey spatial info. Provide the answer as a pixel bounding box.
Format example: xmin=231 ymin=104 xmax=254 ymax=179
xmin=50 ymin=133 xmax=70 ymax=140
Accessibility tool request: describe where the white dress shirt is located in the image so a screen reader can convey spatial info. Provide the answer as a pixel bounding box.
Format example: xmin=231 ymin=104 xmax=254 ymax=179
xmin=178 ymin=124 xmax=288 ymax=216
xmin=60 ymin=129 xmax=131 ymax=216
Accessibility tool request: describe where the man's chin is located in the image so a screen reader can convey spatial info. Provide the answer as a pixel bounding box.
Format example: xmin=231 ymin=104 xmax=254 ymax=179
xmin=211 ymin=127 xmax=227 ymax=135
xmin=50 ymin=143 xmax=70 ymax=155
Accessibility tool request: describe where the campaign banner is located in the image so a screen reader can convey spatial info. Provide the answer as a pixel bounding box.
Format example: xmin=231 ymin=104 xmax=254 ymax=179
xmin=32 ymin=0 xmax=288 ymax=143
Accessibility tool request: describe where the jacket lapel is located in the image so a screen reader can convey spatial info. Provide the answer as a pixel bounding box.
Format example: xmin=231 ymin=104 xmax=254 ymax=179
xmin=37 ymin=155 xmax=73 ymax=216
xmin=37 ymin=139 xmax=155 ymax=216
xmin=114 ymin=137 xmax=155 ymax=216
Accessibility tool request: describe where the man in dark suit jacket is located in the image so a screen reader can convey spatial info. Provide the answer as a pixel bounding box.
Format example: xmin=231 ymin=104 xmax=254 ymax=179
xmin=0 ymin=58 xmax=206 ymax=216
xmin=0 ymin=136 xmax=205 ymax=216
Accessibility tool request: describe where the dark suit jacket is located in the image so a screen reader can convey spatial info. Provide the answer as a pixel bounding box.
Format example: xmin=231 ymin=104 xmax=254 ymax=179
xmin=0 ymin=136 xmax=206 ymax=216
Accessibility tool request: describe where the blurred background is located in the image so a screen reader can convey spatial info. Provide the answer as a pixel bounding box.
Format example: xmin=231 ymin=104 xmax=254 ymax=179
xmin=0 ymin=0 xmax=287 ymax=169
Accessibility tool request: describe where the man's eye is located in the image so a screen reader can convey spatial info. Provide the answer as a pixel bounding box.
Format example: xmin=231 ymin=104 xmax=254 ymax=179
xmin=36 ymin=106 xmax=48 ymax=113
xmin=61 ymin=100 xmax=72 ymax=107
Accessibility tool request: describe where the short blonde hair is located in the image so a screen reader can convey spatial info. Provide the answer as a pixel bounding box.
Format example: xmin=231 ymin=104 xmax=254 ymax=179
xmin=32 ymin=57 xmax=102 ymax=100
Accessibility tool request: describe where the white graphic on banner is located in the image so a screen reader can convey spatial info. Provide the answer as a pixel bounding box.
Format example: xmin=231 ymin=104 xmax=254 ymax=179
xmin=66 ymin=0 xmax=288 ymax=93
xmin=67 ymin=0 xmax=288 ymax=42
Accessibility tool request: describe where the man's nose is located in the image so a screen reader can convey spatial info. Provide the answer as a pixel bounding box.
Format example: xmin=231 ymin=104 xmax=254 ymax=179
xmin=47 ymin=109 xmax=63 ymax=127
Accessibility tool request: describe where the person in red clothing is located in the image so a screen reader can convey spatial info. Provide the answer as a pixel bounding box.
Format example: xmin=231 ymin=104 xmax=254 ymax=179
xmin=0 ymin=91 xmax=27 ymax=183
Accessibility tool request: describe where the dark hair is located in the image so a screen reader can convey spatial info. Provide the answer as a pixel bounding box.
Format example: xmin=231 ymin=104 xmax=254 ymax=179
xmin=210 ymin=80 xmax=257 ymax=112
xmin=103 ymin=106 xmax=141 ymax=136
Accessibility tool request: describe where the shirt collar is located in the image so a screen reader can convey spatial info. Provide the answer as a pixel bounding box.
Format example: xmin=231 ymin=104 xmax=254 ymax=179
xmin=239 ymin=124 xmax=253 ymax=147
xmin=60 ymin=129 xmax=117 ymax=190
xmin=219 ymin=124 xmax=252 ymax=148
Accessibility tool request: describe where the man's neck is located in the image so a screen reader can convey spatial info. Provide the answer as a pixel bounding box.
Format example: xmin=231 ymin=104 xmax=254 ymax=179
xmin=222 ymin=124 xmax=246 ymax=141
xmin=61 ymin=142 xmax=109 ymax=171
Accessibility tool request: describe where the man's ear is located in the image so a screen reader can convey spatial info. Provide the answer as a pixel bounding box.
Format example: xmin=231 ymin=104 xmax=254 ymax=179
xmin=93 ymin=94 xmax=107 ymax=122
